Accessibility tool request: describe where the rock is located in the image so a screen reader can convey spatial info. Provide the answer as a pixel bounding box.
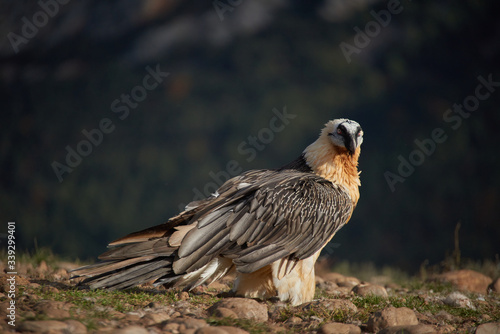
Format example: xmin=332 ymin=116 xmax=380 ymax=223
xmin=208 ymin=298 xmax=268 ymax=322
xmin=211 ymin=307 xmax=238 ymax=318
xmin=64 ymin=320 xmax=87 ymax=334
xmin=337 ymin=277 xmax=360 ymax=289
xmin=166 ymin=317 xmax=208 ymax=332
xmin=180 ymin=317 xmax=209 ymax=329
xmin=298 ymin=299 xmax=358 ymax=314
xmin=216 ymin=326 xmax=250 ymax=334
xmin=285 ymin=316 xmax=303 ymax=324
xmin=443 ymin=292 xmax=475 ymax=309
xmin=378 ymin=324 xmax=436 ymax=334
xmin=482 ymin=314 xmax=492 ymax=321
xmin=195 ymin=328 xmax=227 ymax=334
xmin=325 ymin=286 xmax=353 ymax=297
xmin=140 ymin=312 xmax=170 ymax=325
xmin=321 ymin=272 xmax=347 ymax=283
xmin=179 ymin=291 xmax=190 ymax=300
xmin=433 ymin=270 xmax=492 ymax=294
xmin=488 ymin=278 xmax=500 ymax=294
xmin=317 ymin=280 xmax=339 ymax=291
xmin=33 ymin=300 xmax=73 ymax=318
xmin=367 ymin=307 xmax=419 ymax=332
xmin=476 ymin=322 xmax=500 ymax=334
xmin=113 ymin=326 xmax=149 ymax=334
xmin=162 ymin=322 xmax=180 ymax=331
xmin=310 ymin=315 xmax=324 ymax=322
xmin=319 ymin=322 xmax=361 ymax=334
xmin=196 ymin=327 xmax=249 ymax=334
xmin=435 ymin=310 xmax=456 ymax=322
xmin=352 ymin=283 xmax=388 ymax=298
xmin=0 ymin=274 xmax=30 ymax=293
xmin=18 ymin=320 xmax=68 ymax=333
xmin=439 ymin=324 xmax=456 ymax=333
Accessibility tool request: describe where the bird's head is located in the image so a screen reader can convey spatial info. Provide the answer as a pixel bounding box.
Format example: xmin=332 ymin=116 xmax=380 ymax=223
xmin=323 ymin=118 xmax=363 ymax=155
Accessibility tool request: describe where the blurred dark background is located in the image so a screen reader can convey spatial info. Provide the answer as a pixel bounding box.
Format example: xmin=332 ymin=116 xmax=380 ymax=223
xmin=1 ymin=0 xmax=499 ymax=273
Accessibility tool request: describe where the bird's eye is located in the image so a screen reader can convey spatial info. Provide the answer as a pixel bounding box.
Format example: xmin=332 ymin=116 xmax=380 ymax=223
xmin=337 ymin=128 xmax=343 ymax=135
xmin=357 ymin=131 xmax=363 ymax=137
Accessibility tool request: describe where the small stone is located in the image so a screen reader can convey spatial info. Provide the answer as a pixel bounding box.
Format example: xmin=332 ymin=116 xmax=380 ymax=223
xmin=147 ymin=302 xmax=162 ymax=309
xmin=42 ymin=285 xmax=60 ymax=294
xmin=0 ymin=274 xmax=30 ymax=293
xmin=212 ymin=307 xmax=238 ymax=319
xmin=216 ymin=326 xmax=250 ymax=334
xmin=33 ymin=300 xmax=72 ymax=319
xmin=64 ymin=320 xmax=87 ymax=334
xmin=195 ymin=327 xmax=227 ymax=334
xmin=179 ymin=291 xmax=190 ymax=300
xmin=319 ymin=322 xmax=361 ymax=334
xmin=177 ymin=317 xmax=208 ymax=329
xmin=140 ymin=312 xmax=170 ymax=325
xmin=123 ymin=313 xmax=141 ymax=321
xmin=443 ymin=292 xmax=475 ymax=309
xmin=317 ymin=280 xmax=339 ymax=291
xmin=476 ymin=322 xmax=500 ymax=334
xmin=162 ymin=322 xmax=180 ymax=331
xmin=298 ymin=299 xmax=358 ymax=314
xmin=208 ymin=298 xmax=268 ymax=322
xmin=325 ymin=286 xmax=353 ymax=297
xmin=352 ymin=283 xmax=388 ymax=298
xmin=321 ymin=272 xmax=348 ymax=284
xmin=435 ymin=310 xmax=455 ymax=322
xmin=377 ymin=324 xmax=436 ymax=334
xmin=433 ymin=270 xmax=492 ymax=294
xmin=439 ymin=324 xmax=456 ymax=333
xmin=285 ymin=316 xmax=303 ymax=324
xmin=113 ymin=326 xmax=149 ymax=334
xmin=337 ymin=280 xmax=359 ymax=289
xmin=367 ymin=307 xmax=419 ymax=332
xmin=310 ymin=315 xmax=323 ymax=322
xmin=481 ymin=314 xmax=492 ymax=321
xmin=18 ymin=320 xmax=68 ymax=332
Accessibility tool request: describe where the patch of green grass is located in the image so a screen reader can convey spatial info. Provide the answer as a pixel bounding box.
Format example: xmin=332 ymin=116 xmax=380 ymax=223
xmin=185 ymin=292 xmax=222 ymax=307
xmin=12 ymin=247 xmax=58 ymax=268
xmin=277 ymin=304 xmax=350 ymax=329
xmin=350 ymin=295 xmax=391 ymax=322
xmin=32 ymin=285 xmax=179 ymax=314
xmin=207 ymin=317 xmax=271 ymax=334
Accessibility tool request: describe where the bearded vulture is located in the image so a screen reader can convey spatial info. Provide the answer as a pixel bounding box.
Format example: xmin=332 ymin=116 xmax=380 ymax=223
xmin=72 ymin=118 xmax=363 ymax=306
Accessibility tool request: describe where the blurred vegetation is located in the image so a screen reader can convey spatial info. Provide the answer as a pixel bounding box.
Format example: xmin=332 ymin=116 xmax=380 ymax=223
xmin=1 ymin=0 xmax=499 ymax=274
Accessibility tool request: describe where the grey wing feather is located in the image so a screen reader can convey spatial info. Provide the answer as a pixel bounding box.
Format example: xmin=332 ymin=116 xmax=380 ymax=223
xmin=172 ymin=169 xmax=353 ymax=275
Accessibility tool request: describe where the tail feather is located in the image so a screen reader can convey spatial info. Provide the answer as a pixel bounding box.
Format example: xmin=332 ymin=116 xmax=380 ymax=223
xmin=76 ymin=257 xmax=174 ymax=290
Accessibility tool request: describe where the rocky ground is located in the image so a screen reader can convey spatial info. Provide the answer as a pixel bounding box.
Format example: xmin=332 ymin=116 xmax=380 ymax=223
xmin=0 ymin=258 xmax=499 ymax=334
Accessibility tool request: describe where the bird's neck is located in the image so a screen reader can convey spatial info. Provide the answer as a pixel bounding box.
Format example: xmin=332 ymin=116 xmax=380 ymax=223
xmin=303 ymin=137 xmax=361 ymax=206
